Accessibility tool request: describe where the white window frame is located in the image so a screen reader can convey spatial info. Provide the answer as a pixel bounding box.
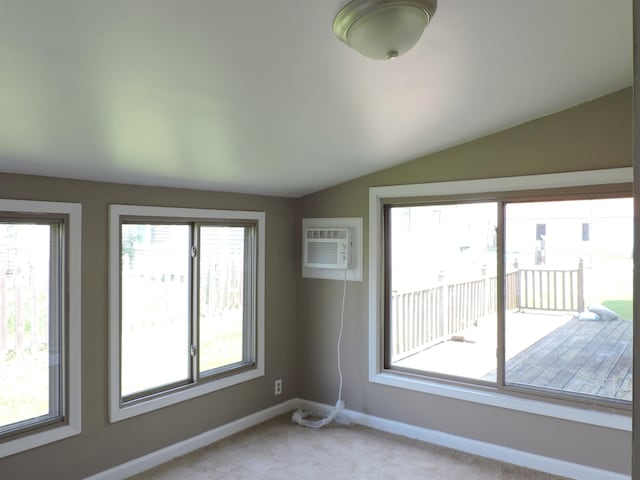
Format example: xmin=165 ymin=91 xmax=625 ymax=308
xmin=0 ymin=199 xmax=81 ymax=458
xmin=108 ymin=205 xmax=265 ymax=422
xmin=369 ymin=168 xmax=632 ymax=432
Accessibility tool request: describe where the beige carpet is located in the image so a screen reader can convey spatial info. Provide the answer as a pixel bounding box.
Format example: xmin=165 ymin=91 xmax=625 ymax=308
xmin=128 ymin=413 xmax=570 ymax=480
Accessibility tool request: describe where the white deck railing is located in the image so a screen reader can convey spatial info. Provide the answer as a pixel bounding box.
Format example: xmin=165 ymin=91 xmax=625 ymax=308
xmin=391 ymin=264 xmax=583 ymax=361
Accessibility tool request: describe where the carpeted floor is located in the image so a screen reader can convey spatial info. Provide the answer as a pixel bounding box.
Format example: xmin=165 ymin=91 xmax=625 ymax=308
xmin=128 ymin=413 xmax=570 ymax=479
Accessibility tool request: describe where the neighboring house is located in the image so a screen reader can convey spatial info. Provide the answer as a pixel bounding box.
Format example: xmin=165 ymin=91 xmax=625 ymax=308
xmin=506 ymin=198 xmax=634 ymax=266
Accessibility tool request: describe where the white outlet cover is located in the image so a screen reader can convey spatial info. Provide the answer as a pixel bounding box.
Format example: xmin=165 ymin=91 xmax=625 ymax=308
xmin=302 ymin=217 xmax=363 ymax=282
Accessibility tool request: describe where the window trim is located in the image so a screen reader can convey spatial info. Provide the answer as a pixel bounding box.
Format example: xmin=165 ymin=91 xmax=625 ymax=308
xmin=369 ymin=168 xmax=632 ymax=431
xmin=108 ymin=205 xmax=265 ymax=423
xmin=0 ymin=200 xmax=81 ymax=458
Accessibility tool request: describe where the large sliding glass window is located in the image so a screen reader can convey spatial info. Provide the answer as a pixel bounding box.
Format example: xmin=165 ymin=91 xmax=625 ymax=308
xmin=109 ymin=205 xmax=264 ymax=421
xmin=384 ymin=188 xmax=632 ymax=406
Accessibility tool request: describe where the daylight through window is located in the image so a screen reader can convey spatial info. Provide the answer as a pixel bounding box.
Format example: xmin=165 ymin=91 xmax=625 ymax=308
xmin=109 ymin=205 xmax=264 ymax=421
xmin=0 ymin=221 xmax=63 ymax=436
xmin=385 ymin=192 xmax=633 ymax=405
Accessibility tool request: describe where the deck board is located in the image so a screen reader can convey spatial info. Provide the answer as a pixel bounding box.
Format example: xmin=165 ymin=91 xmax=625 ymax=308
xmin=565 ymin=320 xmax=628 ymax=396
xmin=504 ymin=317 xmax=632 ymax=401
xmin=596 ymin=341 xmax=633 ymax=398
xmin=503 ymin=319 xmax=587 ymax=384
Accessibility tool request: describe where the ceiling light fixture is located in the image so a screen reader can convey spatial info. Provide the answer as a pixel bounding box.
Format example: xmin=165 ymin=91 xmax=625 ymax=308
xmin=333 ymin=0 xmax=437 ymax=60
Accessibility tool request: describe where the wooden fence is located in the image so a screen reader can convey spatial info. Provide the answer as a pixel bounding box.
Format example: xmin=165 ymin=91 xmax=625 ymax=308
xmin=121 ymin=261 xmax=243 ymax=326
xmin=1 ymin=262 xmax=244 ymax=358
xmin=391 ymin=262 xmax=584 ymax=360
xmin=0 ymin=267 xmax=49 ymax=356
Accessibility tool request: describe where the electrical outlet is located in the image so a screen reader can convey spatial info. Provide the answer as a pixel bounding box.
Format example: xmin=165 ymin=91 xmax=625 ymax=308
xmin=274 ymin=379 xmax=282 ymax=396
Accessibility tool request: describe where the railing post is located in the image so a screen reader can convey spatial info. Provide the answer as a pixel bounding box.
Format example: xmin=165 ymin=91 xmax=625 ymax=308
xmin=513 ymin=258 xmax=522 ymax=312
xmin=0 ymin=273 xmax=6 ymax=355
xmin=482 ymin=264 xmax=490 ymax=322
xmin=577 ymin=258 xmax=585 ymax=312
xmin=438 ymin=270 xmax=448 ymax=338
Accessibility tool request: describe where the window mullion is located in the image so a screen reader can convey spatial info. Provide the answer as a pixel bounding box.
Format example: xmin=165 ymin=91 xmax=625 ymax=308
xmin=54 ymin=222 xmax=65 ymax=419
xmin=48 ymin=223 xmax=58 ymax=418
xmin=496 ymin=201 xmax=506 ymax=388
xmin=244 ymin=225 xmax=256 ymax=363
xmin=190 ymin=223 xmax=200 ymax=383
xmin=383 ymin=204 xmax=393 ymax=370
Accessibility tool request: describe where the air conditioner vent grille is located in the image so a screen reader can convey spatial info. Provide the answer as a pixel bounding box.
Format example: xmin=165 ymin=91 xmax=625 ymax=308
xmin=306 ymin=229 xmax=348 ymax=240
xmin=307 ymin=243 xmax=339 ymax=265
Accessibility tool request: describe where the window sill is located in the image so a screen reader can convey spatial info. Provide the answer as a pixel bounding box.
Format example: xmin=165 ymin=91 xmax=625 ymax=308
xmin=110 ymin=366 xmax=264 ymax=422
xmin=370 ymin=370 xmax=631 ymax=432
xmin=0 ymin=424 xmax=81 ymax=459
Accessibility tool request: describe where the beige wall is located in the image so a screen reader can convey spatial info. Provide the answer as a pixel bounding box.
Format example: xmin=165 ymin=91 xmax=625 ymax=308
xmin=297 ymin=87 xmax=633 ymax=475
xmin=0 ymin=87 xmax=632 ymax=478
xmin=0 ymin=175 xmax=298 ymax=479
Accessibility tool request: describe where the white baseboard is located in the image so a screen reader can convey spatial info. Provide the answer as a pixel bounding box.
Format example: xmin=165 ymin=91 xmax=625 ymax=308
xmin=297 ymin=399 xmax=630 ymax=480
xmin=87 ymin=398 xmax=629 ymax=480
xmin=85 ymin=399 xmax=298 ymax=480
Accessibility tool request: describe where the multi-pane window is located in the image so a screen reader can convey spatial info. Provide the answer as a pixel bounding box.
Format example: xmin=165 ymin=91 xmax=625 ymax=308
xmin=109 ymin=205 xmax=264 ymax=421
xmin=0 ymin=200 xmax=80 ymax=457
xmin=385 ymin=191 xmax=633 ymax=406
xmin=0 ymin=221 xmax=62 ymax=435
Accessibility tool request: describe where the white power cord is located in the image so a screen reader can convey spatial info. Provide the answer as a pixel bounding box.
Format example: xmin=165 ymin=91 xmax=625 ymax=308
xmin=292 ymin=269 xmax=349 ymax=429
xmin=336 ymin=267 xmax=347 ymax=402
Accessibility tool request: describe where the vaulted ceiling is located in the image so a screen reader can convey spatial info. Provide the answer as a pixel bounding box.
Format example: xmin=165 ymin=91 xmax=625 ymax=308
xmin=0 ymin=1 xmax=632 ymax=197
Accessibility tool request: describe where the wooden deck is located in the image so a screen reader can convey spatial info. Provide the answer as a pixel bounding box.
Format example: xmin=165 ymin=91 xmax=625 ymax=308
xmin=500 ymin=317 xmax=632 ymax=401
xmin=394 ymin=311 xmax=632 ymax=402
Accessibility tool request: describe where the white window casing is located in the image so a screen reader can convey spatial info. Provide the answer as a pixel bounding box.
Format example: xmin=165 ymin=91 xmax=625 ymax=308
xmin=0 ymin=199 xmax=81 ymax=458
xmin=369 ymin=168 xmax=632 ymax=431
xmin=108 ymin=205 xmax=265 ymax=422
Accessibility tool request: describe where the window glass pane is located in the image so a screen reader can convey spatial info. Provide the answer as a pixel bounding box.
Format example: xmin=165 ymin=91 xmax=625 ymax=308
xmin=0 ymin=223 xmax=57 ymax=432
xmin=505 ymin=198 xmax=633 ymax=401
xmin=121 ymin=224 xmax=190 ymax=397
xmin=389 ymin=203 xmax=498 ymax=381
xmin=199 ymin=226 xmax=246 ymax=374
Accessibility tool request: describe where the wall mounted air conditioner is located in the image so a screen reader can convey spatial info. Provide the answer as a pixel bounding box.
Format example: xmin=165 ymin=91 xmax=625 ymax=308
xmin=301 ymin=217 xmax=362 ymax=281
xmin=303 ymin=228 xmax=351 ymax=269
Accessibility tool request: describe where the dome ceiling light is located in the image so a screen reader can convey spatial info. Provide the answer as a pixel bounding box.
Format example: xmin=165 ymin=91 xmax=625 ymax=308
xmin=333 ymin=0 xmax=437 ymax=60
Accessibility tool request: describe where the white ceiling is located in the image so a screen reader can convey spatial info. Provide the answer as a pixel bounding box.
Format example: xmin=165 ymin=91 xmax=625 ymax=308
xmin=0 ymin=1 xmax=632 ymax=197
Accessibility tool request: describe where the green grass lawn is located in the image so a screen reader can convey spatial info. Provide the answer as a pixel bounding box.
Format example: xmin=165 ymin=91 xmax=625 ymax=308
xmin=601 ymin=299 xmax=633 ymax=320
xmin=583 ymin=260 xmax=633 ymax=321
